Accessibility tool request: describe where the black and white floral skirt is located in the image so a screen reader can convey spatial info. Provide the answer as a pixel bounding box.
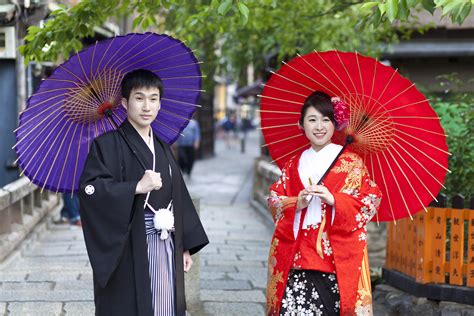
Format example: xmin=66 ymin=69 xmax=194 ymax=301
xmin=280 ymin=270 xmax=340 ymax=316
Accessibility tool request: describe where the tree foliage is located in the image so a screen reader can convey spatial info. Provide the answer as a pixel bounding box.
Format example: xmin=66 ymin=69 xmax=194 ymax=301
xmin=160 ymin=0 xmax=400 ymax=87
xmin=20 ymin=0 xmax=472 ymax=85
xmin=358 ymin=0 xmax=473 ymax=25
xmin=427 ymin=75 xmax=474 ymax=199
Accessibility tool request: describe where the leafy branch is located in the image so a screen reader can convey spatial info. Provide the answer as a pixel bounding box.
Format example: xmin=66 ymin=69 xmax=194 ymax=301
xmin=358 ymin=0 xmax=473 ymax=24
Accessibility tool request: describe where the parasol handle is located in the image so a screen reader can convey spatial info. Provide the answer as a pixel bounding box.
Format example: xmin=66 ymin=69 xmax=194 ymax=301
xmin=103 ymin=109 xmax=148 ymax=171
xmin=317 ymin=135 xmax=354 ymax=185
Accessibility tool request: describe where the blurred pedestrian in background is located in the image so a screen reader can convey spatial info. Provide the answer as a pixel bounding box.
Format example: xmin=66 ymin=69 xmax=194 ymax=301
xmin=177 ymin=118 xmax=201 ymax=179
xmin=54 ymin=193 xmax=81 ymax=226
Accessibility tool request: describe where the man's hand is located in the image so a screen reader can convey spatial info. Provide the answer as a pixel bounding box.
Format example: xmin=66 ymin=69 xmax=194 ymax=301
xmin=135 ymin=170 xmax=162 ymax=194
xmin=183 ymin=250 xmax=193 ymax=272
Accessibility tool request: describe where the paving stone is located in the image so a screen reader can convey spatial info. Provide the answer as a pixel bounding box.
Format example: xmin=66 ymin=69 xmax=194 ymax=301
xmin=201 ymin=290 xmax=266 ymax=303
xmin=0 ymin=290 xmax=93 ymax=301
xmin=1 ymin=281 xmax=53 ymax=291
xmin=463 ymin=309 xmax=474 ymax=316
xmin=235 ymin=266 xmax=268 ymax=274
xmin=228 ymin=271 xmax=267 ymax=289
xmin=202 ymin=302 xmax=265 ymax=316
xmin=54 ymin=280 xmax=93 ymax=291
xmin=63 ymin=301 xmax=95 ymax=315
xmin=237 ymin=253 xmax=270 ymax=261
xmin=78 ymin=272 xmax=93 ymax=282
xmin=6 ymin=302 xmax=63 ymax=315
xmin=26 ymin=247 xmax=87 ymax=257
xmin=201 ymin=253 xmax=238 ymax=261
xmin=201 ymin=280 xmax=252 ymax=290
xmin=244 ymin=244 xmax=272 ymax=252
xmin=8 ymin=261 xmax=89 ymax=272
xmin=201 ymin=265 xmax=237 ymax=273
xmin=0 ymin=271 xmax=27 ymax=282
xmin=226 ymin=239 xmax=269 ymax=245
xmin=205 ymin=259 xmax=265 ymax=267
xmin=200 ymin=272 xmax=227 ymax=280
xmin=27 ymin=271 xmax=84 ymax=282
xmin=372 ymin=301 xmax=390 ymax=316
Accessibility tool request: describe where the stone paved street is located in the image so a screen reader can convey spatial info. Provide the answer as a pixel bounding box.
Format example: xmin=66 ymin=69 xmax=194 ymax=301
xmin=0 ymin=131 xmax=272 ymax=315
xmin=186 ymin=131 xmax=271 ymax=315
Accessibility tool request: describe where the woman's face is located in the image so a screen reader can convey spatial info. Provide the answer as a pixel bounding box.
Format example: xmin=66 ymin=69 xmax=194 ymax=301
xmin=300 ymin=106 xmax=335 ymax=152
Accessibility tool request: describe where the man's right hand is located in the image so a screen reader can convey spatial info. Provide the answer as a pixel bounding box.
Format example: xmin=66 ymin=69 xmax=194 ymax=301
xmin=135 ymin=170 xmax=162 ymax=194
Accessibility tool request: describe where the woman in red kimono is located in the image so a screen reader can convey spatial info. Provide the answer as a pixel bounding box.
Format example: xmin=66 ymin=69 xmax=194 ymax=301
xmin=266 ymin=91 xmax=382 ymax=316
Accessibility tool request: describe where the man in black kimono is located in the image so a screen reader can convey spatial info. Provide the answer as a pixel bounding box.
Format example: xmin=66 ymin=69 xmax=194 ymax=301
xmin=78 ymin=69 xmax=208 ymax=315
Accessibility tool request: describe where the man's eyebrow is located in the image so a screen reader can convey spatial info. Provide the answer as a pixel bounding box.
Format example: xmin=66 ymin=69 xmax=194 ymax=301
xmin=133 ymin=92 xmax=159 ymax=96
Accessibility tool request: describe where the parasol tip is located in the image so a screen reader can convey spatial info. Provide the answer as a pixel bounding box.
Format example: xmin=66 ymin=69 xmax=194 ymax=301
xmin=97 ymin=102 xmax=114 ymax=117
xmin=345 ymin=135 xmax=355 ymax=145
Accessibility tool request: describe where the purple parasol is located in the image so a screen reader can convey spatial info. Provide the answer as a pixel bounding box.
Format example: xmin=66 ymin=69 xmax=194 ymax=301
xmin=14 ymin=33 xmax=202 ymax=193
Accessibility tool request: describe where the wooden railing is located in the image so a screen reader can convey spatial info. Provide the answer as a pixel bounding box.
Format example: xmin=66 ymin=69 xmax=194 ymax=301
xmin=384 ymin=194 xmax=474 ymax=304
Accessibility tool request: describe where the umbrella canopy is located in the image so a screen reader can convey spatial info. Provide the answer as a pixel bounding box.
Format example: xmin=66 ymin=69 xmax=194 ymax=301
xmin=14 ymin=32 xmax=202 ymax=193
xmin=260 ymin=51 xmax=450 ymax=222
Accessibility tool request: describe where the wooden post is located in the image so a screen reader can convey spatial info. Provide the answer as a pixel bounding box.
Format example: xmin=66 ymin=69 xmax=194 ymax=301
xmin=432 ymin=195 xmax=447 ymax=283
xmin=395 ymin=219 xmax=403 ymax=272
xmin=467 ymin=197 xmax=474 ymax=287
xmin=449 ymin=195 xmax=464 ymax=285
xmin=392 ymin=220 xmax=399 ymax=271
xmin=415 ymin=209 xmax=433 ymax=283
xmin=385 ymin=222 xmax=394 ymax=269
xmin=406 ymin=218 xmax=416 ymax=278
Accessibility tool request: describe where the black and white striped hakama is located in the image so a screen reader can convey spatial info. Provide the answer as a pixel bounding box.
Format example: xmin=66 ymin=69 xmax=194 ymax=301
xmin=145 ymin=212 xmax=176 ymax=316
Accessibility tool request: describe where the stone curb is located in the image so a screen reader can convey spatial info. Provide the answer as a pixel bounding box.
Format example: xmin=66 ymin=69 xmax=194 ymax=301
xmin=0 ymin=201 xmax=61 ymax=267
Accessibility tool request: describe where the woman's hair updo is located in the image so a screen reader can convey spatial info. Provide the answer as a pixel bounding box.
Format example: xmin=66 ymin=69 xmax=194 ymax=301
xmin=299 ymin=91 xmax=336 ymax=127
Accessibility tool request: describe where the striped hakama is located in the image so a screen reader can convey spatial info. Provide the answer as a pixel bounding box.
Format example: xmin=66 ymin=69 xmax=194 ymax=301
xmin=145 ymin=212 xmax=176 ymax=316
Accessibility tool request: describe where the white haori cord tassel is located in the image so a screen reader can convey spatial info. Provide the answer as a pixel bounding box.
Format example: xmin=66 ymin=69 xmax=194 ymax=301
xmin=148 ymin=200 xmax=174 ymax=240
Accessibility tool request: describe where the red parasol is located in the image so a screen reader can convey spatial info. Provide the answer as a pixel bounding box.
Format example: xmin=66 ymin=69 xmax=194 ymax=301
xmin=259 ymin=51 xmax=450 ymax=222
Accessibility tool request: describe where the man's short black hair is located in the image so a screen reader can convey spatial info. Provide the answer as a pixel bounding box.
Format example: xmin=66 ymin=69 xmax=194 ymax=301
xmin=121 ymin=69 xmax=164 ymax=100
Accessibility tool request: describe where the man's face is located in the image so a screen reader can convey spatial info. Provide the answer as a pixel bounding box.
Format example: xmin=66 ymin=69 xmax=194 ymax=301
xmin=122 ymin=87 xmax=161 ymax=130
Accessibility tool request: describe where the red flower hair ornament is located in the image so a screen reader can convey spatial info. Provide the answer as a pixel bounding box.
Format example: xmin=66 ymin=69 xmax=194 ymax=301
xmin=331 ymin=96 xmax=350 ymax=131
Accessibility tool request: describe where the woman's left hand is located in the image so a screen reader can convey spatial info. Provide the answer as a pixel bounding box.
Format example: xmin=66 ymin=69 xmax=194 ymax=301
xmin=183 ymin=250 xmax=193 ymax=272
xmin=308 ymin=184 xmax=335 ymax=206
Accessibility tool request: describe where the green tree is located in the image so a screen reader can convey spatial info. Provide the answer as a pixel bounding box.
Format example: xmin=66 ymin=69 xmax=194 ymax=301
xmin=359 ymin=0 xmax=473 ymax=24
xmin=20 ymin=0 xmax=472 ymax=86
xmin=427 ymin=75 xmax=474 ymax=199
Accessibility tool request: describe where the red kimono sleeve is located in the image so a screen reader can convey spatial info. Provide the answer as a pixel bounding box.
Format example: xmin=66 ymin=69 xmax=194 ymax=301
xmin=267 ymin=162 xmax=298 ymax=225
xmin=330 ymin=161 xmax=382 ymax=235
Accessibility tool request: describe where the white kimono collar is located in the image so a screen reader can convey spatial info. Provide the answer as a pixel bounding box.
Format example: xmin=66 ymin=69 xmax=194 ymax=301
xmin=293 ymin=143 xmax=342 ymax=238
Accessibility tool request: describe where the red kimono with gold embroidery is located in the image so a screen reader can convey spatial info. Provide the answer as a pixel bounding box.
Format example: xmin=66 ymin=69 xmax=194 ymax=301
xmin=266 ymin=149 xmax=382 ymax=316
